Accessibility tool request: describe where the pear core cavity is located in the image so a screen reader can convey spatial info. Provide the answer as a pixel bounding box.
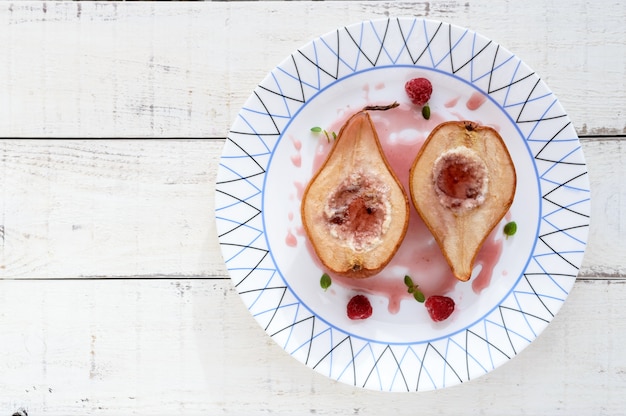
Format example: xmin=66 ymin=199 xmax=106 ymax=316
xmin=324 ymin=172 xmax=391 ymax=251
xmin=432 ymin=147 xmax=488 ymax=212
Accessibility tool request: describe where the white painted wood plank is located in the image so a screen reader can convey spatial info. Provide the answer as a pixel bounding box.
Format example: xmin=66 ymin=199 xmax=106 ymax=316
xmin=0 ymin=1 xmax=624 ymax=137
xmin=0 ymin=278 xmax=624 ymax=415
xmin=0 ymin=139 xmax=225 ymax=278
xmin=0 ymin=138 xmax=622 ymax=279
xmin=583 ymin=138 xmax=626 ymax=277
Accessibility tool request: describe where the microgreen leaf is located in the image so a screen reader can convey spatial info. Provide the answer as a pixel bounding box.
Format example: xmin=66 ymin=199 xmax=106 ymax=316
xmin=413 ymin=291 xmax=426 ymax=303
xmin=404 ymin=274 xmax=425 ymax=303
xmin=421 ymin=104 xmax=431 ymax=120
xmin=311 ymin=126 xmax=336 ymax=142
xmin=404 ymin=275 xmax=414 ymax=288
xmin=320 ymin=273 xmax=332 ymax=291
xmin=504 ymin=221 xmax=517 ymax=238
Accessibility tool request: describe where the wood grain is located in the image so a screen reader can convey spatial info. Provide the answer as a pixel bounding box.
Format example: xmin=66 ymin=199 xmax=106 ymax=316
xmin=0 ymin=1 xmax=624 ymax=138
xmin=0 ymin=278 xmax=624 ymax=415
xmin=0 ymin=1 xmax=623 ymax=415
xmin=0 ymin=138 xmax=622 ymax=279
xmin=0 ymin=140 xmax=224 ymax=278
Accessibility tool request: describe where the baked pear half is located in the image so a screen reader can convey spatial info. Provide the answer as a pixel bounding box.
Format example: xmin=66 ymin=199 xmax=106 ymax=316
xmin=409 ymin=121 xmax=516 ymax=281
xmin=301 ymin=109 xmax=409 ymax=278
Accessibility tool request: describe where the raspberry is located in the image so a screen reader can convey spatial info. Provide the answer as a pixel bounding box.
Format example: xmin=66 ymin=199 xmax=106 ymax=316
xmin=347 ymin=294 xmax=372 ymax=320
xmin=405 ymin=77 xmax=432 ymax=107
xmin=424 ymin=295 xmax=455 ymax=322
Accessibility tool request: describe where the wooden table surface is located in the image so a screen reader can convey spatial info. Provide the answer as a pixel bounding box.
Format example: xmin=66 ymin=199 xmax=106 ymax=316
xmin=1 ymin=1 xmax=624 ymax=415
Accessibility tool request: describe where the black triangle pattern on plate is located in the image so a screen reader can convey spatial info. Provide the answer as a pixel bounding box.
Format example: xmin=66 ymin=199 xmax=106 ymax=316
xmin=215 ymin=17 xmax=590 ymax=391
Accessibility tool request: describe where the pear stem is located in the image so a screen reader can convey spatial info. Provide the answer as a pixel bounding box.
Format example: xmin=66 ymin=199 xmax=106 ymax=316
xmin=362 ymin=102 xmax=400 ymax=112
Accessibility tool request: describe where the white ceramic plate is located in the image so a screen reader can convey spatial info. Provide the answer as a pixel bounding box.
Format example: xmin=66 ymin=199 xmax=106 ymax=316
xmin=215 ymin=18 xmax=590 ymax=391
